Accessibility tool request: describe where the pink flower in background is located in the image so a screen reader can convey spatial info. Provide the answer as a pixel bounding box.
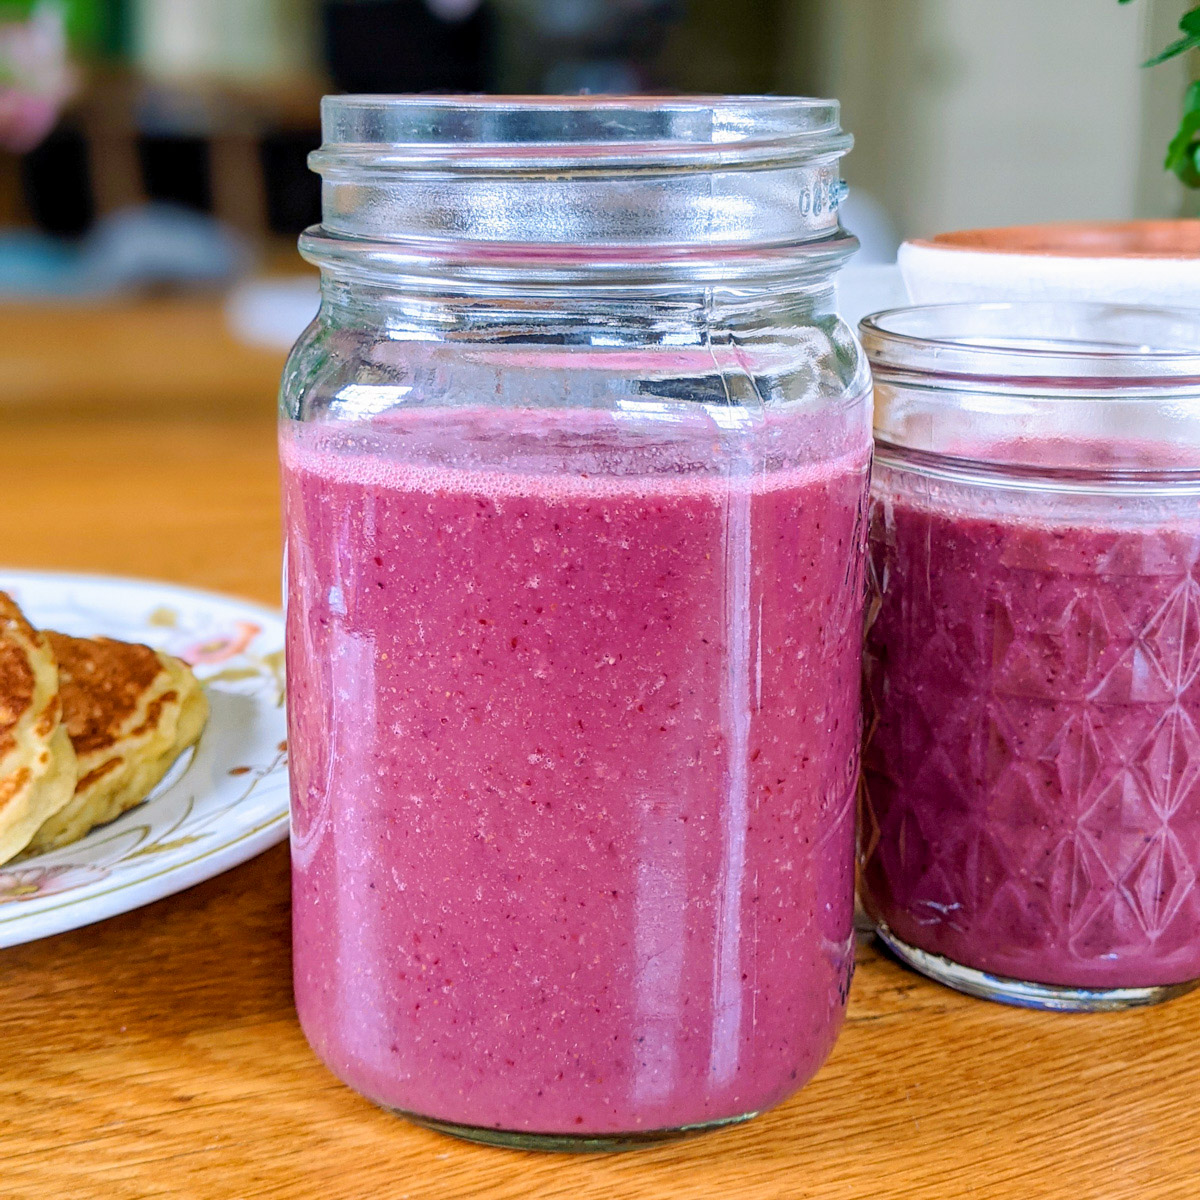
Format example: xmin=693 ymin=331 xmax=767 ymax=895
xmin=179 ymin=620 xmax=262 ymax=666
xmin=0 ymin=863 xmax=108 ymax=904
xmin=0 ymin=88 xmax=58 ymax=151
xmin=0 ymin=4 xmax=76 ymax=153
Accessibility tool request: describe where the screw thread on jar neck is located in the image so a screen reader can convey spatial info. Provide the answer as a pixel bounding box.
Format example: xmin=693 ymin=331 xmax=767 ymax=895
xmin=302 ymin=94 xmax=859 ymax=296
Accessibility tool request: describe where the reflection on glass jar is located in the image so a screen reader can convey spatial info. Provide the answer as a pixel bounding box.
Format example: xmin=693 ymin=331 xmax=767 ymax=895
xmin=281 ymin=95 xmax=871 ymax=1149
xmin=859 ymin=302 xmax=1200 ymax=1012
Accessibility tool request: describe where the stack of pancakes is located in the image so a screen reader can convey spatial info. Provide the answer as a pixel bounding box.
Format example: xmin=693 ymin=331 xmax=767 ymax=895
xmin=0 ymin=591 xmax=207 ymax=864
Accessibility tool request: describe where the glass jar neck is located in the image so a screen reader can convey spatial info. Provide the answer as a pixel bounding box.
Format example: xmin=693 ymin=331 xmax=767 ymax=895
xmin=863 ymin=302 xmax=1200 ymax=492
xmin=302 ymin=95 xmax=860 ymax=322
xmin=310 ymin=95 xmax=853 ymax=256
xmin=300 ymin=225 xmax=857 ymax=298
xmin=315 ymin=269 xmax=844 ymax=339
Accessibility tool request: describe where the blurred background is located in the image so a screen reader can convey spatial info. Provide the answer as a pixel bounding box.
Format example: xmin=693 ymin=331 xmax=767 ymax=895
xmin=0 ymin=0 xmax=1195 ymax=441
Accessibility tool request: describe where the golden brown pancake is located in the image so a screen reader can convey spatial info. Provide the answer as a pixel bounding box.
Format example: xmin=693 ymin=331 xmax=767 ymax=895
xmin=0 ymin=592 xmax=77 ymax=864
xmin=25 ymin=632 xmax=208 ymax=854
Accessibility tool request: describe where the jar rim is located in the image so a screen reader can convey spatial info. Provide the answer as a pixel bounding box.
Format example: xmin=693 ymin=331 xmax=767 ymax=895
xmin=311 ymin=93 xmax=852 ymax=176
xmin=860 ymin=301 xmax=1200 ymax=389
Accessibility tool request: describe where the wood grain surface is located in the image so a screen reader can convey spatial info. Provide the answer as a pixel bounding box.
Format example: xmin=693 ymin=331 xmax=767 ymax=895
xmin=1 ymin=298 xmax=1198 ymax=1200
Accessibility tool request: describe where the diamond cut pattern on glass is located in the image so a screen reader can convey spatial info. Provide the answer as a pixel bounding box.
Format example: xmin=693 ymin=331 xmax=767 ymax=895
xmin=1143 ymin=578 xmax=1200 ymax=693
xmin=1122 ymin=829 xmax=1196 ymax=936
xmin=861 ymin=497 xmax=1200 ymax=985
xmin=1135 ymin=707 xmax=1200 ymax=817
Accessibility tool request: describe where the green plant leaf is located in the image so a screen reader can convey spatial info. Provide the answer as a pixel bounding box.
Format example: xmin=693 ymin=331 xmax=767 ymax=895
xmin=1132 ymin=1 xmax=1200 ymax=186
xmin=1165 ymin=109 xmax=1200 ymax=187
xmin=1142 ymin=5 xmax=1200 ymax=63
xmin=1143 ymin=32 xmax=1200 ymax=67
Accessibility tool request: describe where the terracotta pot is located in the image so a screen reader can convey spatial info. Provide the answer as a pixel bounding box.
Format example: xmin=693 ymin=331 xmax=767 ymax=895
xmin=898 ymin=219 xmax=1200 ymax=308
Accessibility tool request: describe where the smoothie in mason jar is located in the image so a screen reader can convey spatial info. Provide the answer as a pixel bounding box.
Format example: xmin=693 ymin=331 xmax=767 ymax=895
xmin=859 ymin=302 xmax=1200 ymax=1009
xmin=284 ymin=406 xmax=870 ymax=1136
xmin=283 ymin=93 xmax=869 ymax=1146
xmin=863 ymin=456 xmax=1200 ymax=992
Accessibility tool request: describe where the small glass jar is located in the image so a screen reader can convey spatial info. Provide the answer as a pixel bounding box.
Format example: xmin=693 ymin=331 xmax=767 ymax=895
xmin=859 ymin=302 xmax=1200 ymax=1012
xmin=281 ymin=96 xmax=871 ymax=1149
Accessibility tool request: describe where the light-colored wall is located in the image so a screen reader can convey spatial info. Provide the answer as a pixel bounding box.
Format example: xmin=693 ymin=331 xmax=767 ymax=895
xmin=131 ymin=0 xmax=317 ymax=82
xmin=785 ymin=0 xmax=1197 ymax=239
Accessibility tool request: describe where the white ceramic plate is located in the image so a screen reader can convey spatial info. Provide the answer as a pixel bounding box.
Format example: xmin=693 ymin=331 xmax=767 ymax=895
xmin=0 ymin=570 xmax=288 ymax=949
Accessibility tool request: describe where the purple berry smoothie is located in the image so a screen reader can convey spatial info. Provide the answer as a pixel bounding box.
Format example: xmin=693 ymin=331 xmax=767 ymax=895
xmin=282 ymin=407 xmax=870 ymax=1136
xmin=862 ymin=456 xmax=1200 ymax=991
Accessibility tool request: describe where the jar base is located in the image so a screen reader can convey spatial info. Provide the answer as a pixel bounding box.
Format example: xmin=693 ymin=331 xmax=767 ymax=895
xmin=388 ymin=1108 xmax=760 ymax=1153
xmin=873 ymin=921 xmax=1200 ymax=1012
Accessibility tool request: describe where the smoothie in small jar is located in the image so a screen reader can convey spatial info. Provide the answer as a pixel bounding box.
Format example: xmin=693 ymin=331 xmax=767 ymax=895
xmin=859 ymin=302 xmax=1200 ymax=1010
xmin=281 ymin=96 xmax=871 ymax=1147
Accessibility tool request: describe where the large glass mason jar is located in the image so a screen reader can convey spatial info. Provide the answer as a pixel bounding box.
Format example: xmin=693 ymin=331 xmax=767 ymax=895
xmin=280 ymin=96 xmax=871 ymax=1149
xmin=860 ymin=303 xmax=1200 ymax=1012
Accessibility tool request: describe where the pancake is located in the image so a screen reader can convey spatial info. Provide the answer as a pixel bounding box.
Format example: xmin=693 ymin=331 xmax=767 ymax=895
xmin=0 ymin=592 xmax=77 ymax=864
xmin=25 ymin=632 xmax=208 ymax=855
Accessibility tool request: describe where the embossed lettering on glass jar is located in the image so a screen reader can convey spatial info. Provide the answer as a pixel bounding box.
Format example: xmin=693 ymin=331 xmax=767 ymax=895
xmin=281 ymin=96 xmax=871 ymax=1149
xmin=859 ymin=302 xmax=1200 ymax=1012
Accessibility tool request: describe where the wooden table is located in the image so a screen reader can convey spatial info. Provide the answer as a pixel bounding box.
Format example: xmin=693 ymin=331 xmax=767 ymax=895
xmin=1 ymin=297 xmax=1198 ymax=1200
